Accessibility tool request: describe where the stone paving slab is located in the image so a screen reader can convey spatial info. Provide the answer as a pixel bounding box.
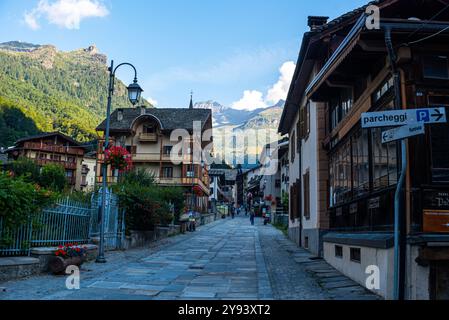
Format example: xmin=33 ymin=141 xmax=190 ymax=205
xmin=0 ymin=216 xmax=381 ymax=300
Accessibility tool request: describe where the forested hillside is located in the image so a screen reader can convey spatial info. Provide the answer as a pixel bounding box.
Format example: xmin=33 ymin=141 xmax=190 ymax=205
xmin=0 ymin=42 xmax=151 ymax=148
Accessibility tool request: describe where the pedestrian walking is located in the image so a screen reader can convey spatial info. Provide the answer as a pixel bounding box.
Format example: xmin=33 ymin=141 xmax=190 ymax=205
xmin=250 ymin=210 xmax=255 ymax=226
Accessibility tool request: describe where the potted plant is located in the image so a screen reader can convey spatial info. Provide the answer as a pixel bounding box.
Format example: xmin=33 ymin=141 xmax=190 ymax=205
xmin=49 ymin=243 xmax=88 ymax=274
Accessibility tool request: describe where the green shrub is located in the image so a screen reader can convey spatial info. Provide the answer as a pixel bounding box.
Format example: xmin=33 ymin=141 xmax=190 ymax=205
xmin=39 ymin=163 xmax=67 ymax=192
xmin=113 ymin=170 xmax=185 ymax=232
xmin=0 ymin=172 xmax=56 ymax=247
xmin=120 ymin=168 xmax=155 ymax=187
xmin=12 ymin=157 xmax=40 ymax=183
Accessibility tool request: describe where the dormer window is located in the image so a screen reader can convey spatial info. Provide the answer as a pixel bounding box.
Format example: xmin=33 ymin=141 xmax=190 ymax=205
xmin=143 ymin=124 xmax=155 ymax=134
xmin=117 ymin=110 xmax=123 ymax=121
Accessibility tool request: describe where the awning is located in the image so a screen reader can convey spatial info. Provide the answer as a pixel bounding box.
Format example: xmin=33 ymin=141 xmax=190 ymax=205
xmin=305 ymin=13 xmax=367 ymax=98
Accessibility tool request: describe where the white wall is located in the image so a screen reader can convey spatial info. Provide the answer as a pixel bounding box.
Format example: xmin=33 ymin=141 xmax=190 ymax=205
xmin=301 ymin=101 xmax=321 ymax=232
xmin=324 ymin=242 xmax=394 ymax=299
xmin=288 ymin=110 xmax=301 ymax=230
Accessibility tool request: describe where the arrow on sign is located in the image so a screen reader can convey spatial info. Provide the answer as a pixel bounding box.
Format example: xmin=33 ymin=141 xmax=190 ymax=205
xmin=431 ymin=108 xmax=445 ymax=122
xmin=381 ymin=123 xmax=425 ymax=144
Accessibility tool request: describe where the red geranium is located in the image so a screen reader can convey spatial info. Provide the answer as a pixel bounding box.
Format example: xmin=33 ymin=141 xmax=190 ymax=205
xmin=105 ymin=146 xmax=132 ymax=172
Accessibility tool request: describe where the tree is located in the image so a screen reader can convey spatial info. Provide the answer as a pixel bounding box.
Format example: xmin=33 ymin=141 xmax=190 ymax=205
xmin=12 ymin=157 xmax=41 ymax=183
xmin=39 ymin=163 xmax=67 ymax=192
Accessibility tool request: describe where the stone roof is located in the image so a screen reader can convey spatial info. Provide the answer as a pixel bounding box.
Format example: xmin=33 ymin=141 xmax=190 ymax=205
xmin=96 ymin=107 xmax=212 ymax=132
xmin=15 ymin=132 xmax=82 ymax=146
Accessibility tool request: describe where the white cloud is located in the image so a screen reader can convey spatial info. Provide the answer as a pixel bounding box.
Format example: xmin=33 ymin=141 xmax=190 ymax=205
xmin=266 ymin=61 xmax=296 ymax=104
xmin=24 ymin=0 xmax=109 ymax=30
xmin=232 ymin=90 xmax=267 ymax=111
xmin=24 ymin=12 xmax=40 ymax=30
xmin=231 ymin=61 xmax=296 ymax=111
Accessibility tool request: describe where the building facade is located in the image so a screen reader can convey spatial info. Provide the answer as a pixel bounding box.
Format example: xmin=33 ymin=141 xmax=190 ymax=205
xmin=281 ymin=0 xmax=449 ymax=300
xmin=5 ymin=132 xmax=86 ymax=189
xmin=96 ymin=105 xmax=213 ymax=213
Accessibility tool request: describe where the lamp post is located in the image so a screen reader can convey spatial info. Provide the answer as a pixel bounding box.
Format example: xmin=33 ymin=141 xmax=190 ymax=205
xmin=96 ymin=60 xmax=143 ymax=263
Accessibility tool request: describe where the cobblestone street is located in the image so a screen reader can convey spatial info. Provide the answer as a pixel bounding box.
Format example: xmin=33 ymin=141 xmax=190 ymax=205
xmin=0 ymin=216 xmax=379 ymax=300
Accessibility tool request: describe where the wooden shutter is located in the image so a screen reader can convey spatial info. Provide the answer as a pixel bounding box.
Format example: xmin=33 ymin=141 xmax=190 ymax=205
xmin=303 ymin=171 xmax=310 ymax=220
xmin=299 ymin=107 xmax=305 ymax=139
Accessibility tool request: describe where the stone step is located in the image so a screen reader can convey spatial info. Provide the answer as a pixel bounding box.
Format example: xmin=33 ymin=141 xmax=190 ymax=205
xmin=0 ymin=257 xmax=40 ymax=282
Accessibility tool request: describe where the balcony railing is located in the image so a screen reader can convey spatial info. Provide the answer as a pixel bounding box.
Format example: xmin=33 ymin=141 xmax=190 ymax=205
xmin=155 ymin=176 xmax=210 ymax=195
xmin=138 ymin=133 xmax=158 ymax=142
xmin=132 ymin=153 xmax=174 ymax=162
xmin=24 ymin=142 xmax=84 ymax=156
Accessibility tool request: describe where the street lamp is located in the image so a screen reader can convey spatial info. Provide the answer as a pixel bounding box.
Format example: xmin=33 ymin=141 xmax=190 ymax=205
xmin=96 ymin=60 xmax=142 ymax=263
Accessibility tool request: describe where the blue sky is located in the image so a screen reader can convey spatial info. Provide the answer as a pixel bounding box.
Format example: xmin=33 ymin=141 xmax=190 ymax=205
xmin=0 ymin=0 xmax=368 ymax=109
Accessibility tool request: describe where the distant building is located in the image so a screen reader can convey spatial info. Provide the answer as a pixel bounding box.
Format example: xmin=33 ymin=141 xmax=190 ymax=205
xmin=80 ymin=151 xmax=97 ymax=192
xmin=96 ymin=103 xmax=213 ymax=213
xmin=259 ymin=138 xmax=289 ymax=215
xmin=5 ymin=132 xmax=86 ymax=189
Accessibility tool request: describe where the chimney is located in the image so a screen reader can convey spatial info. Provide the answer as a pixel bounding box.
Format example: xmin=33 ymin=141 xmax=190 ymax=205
xmin=138 ymin=106 xmax=146 ymax=115
xmin=307 ymin=16 xmax=329 ymax=31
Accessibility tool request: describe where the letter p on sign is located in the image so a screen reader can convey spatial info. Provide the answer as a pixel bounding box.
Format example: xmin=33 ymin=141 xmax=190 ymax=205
xmin=417 ymin=110 xmax=430 ymax=122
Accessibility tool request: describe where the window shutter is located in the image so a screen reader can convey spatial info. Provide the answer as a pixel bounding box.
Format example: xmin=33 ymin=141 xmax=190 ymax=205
xmin=303 ymin=171 xmax=310 ymax=220
xmin=299 ymin=107 xmax=305 ymax=139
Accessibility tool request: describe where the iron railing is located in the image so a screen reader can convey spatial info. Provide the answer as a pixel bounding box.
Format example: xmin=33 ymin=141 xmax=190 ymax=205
xmin=0 ymin=198 xmax=93 ymax=257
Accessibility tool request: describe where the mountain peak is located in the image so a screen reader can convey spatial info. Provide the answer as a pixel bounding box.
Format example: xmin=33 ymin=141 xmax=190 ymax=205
xmin=0 ymin=41 xmax=41 ymax=52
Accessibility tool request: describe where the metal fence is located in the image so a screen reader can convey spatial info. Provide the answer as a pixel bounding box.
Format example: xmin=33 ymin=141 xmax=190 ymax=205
xmin=90 ymin=189 xmax=125 ymax=251
xmin=0 ymin=197 xmax=93 ymax=257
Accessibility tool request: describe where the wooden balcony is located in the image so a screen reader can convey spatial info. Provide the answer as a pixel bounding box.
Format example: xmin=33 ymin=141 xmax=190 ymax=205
xmin=138 ymin=133 xmax=158 ymax=143
xmin=24 ymin=142 xmax=84 ymax=156
xmin=156 ymin=176 xmax=210 ymax=195
xmin=132 ymin=153 xmax=173 ymax=162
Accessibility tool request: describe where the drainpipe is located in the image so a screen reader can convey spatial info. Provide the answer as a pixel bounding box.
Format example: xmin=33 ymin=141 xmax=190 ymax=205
xmin=385 ymin=27 xmax=407 ymax=301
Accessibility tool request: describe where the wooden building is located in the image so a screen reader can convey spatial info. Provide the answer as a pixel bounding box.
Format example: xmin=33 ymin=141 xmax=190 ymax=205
xmin=281 ymin=0 xmax=449 ymax=299
xmin=5 ymin=132 xmax=86 ymax=189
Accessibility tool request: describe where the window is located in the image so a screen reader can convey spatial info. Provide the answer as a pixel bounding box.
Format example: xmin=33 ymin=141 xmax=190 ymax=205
xmin=50 ymin=154 xmax=61 ymax=161
xmin=423 ymin=55 xmax=449 ymax=79
xmin=329 ymin=140 xmax=352 ymax=207
xmin=352 ymin=129 xmax=370 ymax=196
xmin=330 ymin=88 xmax=353 ymax=131
xmin=350 ymin=247 xmax=361 ymax=263
xmin=67 ymin=156 xmax=75 ymax=163
xmin=335 ymin=245 xmax=343 ymax=258
xmin=163 ymin=146 xmax=173 ymax=156
xmin=303 ymin=170 xmax=310 ymax=220
xmin=275 ymin=179 xmax=281 ymax=188
xmin=298 ymin=102 xmax=311 ymax=140
xmin=186 ymin=164 xmax=195 ymax=178
xmin=162 ymin=167 xmax=173 ymax=178
xmin=290 ymin=182 xmax=300 ymax=221
xmin=143 ymin=124 xmax=155 ymax=134
xmin=372 ymin=127 xmax=398 ymax=190
xmin=290 ymin=130 xmax=296 ymax=163
xmin=373 ymin=77 xmax=394 ymax=103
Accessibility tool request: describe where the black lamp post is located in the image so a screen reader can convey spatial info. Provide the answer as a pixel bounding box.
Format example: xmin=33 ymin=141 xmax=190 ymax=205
xmin=96 ymin=60 xmax=143 ymax=263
